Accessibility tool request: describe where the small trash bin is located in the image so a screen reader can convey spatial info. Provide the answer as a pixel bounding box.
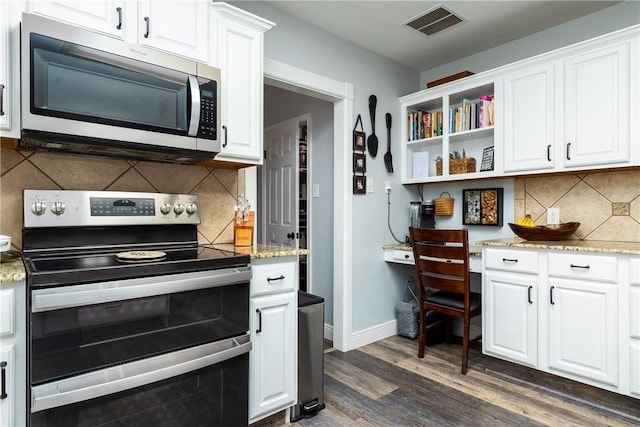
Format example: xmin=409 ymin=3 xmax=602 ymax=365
xmin=291 ymin=291 xmax=325 ymax=421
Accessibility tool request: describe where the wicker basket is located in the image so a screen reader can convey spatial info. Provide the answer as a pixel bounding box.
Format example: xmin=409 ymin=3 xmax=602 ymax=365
xmin=436 ymin=157 xmax=476 ymax=176
xmin=434 ymin=192 xmax=454 ymax=216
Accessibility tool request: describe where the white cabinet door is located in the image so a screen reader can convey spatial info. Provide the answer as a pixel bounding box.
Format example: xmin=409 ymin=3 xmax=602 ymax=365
xmin=250 ymin=291 xmax=297 ymax=421
xmin=503 ymin=63 xmax=556 ymax=172
xmin=28 ymin=0 xmax=133 ymax=39
xmin=137 ymin=0 xmax=208 ymax=62
xmin=547 ymin=278 xmax=618 ymax=386
xmin=212 ymin=4 xmax=273 ymax=165
xmin=484 ymin=271 xmax=538 ymax=367
xmin=0 ymin=345 xmax=15 ymax=427
xmin=561 ymin=42 xmax=630 ymax=168
xmin=0 ymin=0 xmax=21 ymax=138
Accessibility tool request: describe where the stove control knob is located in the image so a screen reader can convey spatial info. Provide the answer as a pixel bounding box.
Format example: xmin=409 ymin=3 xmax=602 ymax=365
xmin=186 ymin=203 xmax=198 ymax=215
xmin=50 ymin=201 xmax=66 ymax=215
xmin=160 ymin=203 xmax=172 ymax=215
xmin=173 ymin=203 xmax=185 ymax=215
xmin=31 ymin=200 xmax=47 ymax=216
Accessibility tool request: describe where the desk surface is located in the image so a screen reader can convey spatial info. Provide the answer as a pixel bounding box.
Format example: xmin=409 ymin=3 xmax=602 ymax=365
xmin=382 ymin=243 xmax=482 ymax=257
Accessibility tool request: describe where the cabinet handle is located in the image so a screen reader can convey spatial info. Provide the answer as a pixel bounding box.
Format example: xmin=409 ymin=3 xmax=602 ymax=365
xmin=256 ymin=309 xmax=262 ymax=333
xmin=267 ymin=275 xmax=285 ymax=282
xmin=549 ymin=285 xmax=555 ymax=305
xmin=502 ymin=258 xmax=518 ymax=263
xmin=222 ymin=125 xmax=228 ymax=147
xmin=0 ymin=84 xmax=5 ymax=116
xmin=566 ymin=143 xmax=571 ymax=161
xmin=547 ymin=144 xmax=551 ymax=162
xmin=116 ymin=7 xmax=122 ymax=30
xmin=528 ymin=285 xmax=533 ymax=304
xmin=143 ymin=16 xmax=150 ymax=38
xmin=570 ymin=264 xmax=590 ymax=269
xmin=1 ymin=361 xmax=7 ymax=399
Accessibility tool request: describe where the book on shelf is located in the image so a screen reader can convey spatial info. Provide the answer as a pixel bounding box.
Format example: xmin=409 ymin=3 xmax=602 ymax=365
xmin=448 ymin=94 xmax=495 ymax=133
xmin=407 ymin=109 xmax=443 ymax=141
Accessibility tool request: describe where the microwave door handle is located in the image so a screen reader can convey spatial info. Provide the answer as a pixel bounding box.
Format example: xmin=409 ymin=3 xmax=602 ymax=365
xmin=187 ymin=75 xmax=200 ymax=137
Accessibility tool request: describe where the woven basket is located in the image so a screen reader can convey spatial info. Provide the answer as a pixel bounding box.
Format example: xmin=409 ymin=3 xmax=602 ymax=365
xmin=434 ymin=192 xmax=454 ymax=216
xmin=436 ymin=158 xmax=476 ymax=176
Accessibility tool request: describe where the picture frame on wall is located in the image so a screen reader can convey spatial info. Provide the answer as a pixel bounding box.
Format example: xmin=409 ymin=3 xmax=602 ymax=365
xmin=353 ymin=130 xmax=366 ymax=152
xmin=353 ymin=175 xmax=366 ymax=194
xmin=462 ymin=188 xmax=503 ymax=226
xmin=353 ymin=152 xmax=366 ymax=173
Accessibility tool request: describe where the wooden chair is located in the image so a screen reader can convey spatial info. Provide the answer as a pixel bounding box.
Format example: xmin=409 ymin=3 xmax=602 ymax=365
xmin=409 ymin=227 xmax=481 ymax=374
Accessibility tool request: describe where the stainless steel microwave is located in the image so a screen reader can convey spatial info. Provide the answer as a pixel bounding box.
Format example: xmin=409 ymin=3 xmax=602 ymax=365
xmin=20 ymin=13 xmax=221 ymax=164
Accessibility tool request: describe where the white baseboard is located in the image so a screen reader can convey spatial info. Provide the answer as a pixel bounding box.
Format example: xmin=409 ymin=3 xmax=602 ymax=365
xmin=324 ymin=319 xmax=481 ymax=352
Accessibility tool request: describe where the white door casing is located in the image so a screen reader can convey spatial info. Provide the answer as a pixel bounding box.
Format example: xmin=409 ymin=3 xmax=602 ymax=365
xmin=263 ymin=118 xmax=298 ymax=248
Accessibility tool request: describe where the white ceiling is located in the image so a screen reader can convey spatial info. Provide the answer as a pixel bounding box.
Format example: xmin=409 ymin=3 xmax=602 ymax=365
xmin=266 ymin=1 xmax=622 ymax=71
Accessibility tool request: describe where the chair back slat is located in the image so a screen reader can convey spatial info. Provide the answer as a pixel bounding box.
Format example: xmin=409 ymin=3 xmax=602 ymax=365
xmin=420 ymin=272 xmax=466 ymax=293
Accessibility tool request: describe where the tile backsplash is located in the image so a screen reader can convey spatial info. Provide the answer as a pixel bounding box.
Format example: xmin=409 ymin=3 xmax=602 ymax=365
xmin=0 ymin=148 xmax=244 ymax=250
xmin=514 ymin=169 xmax=640 ymax=242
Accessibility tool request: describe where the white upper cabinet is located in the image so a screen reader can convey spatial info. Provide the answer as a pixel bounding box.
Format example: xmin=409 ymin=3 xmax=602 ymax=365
xmin=0 ymin=0 xmax=21 ymax=138
xmin=137 ymin=0 xmax=209 ymax=62
xmin=28 ymin=0 xmax=135 ymax=40
xmin=503 ymin=62 xmax=556 ymax=173
xmin=211 ymin=3 xmax=274 ymax=165
xmin=560 ymin=42 xmax=631 ymax=168
xmin=27 ymin=0 xmax=209 ymax=62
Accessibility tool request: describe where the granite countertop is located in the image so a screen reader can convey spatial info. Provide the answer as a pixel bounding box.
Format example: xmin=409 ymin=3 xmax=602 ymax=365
xmin=0 ymin=258 xmax=26 ymax=283
xmin=382 ymin=243 xmax=482 ymax=257
xmin=208 ymin=243 xmax=310 ymax=259
xmin=475 ymin=239 xmax=640 ymax=255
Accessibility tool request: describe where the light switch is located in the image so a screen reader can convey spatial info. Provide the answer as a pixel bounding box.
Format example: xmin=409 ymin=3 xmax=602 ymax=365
xmin=312 ymin=184 xmax=320 ymax=198
xmin=367 ymin=178 xmax=374 ymax=193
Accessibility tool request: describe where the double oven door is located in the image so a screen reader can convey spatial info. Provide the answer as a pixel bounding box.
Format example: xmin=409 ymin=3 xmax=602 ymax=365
xmin=28 ymin=267 xmax=251 ymax=426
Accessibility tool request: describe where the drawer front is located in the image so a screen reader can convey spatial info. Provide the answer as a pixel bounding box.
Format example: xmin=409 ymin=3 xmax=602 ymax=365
xmin=548 ymin=252 xmax=617 ymax=283
xmin=485 ymin=248 xmax=539 ymax=274
xmin=0 ymin=288 xmax=15 ymax=336
xmin=393 ymin=250 xmax=414 ymax=264
xmin=631 ymin=258 xmax=640 ymax=286
xmin=252 ymin=261 xmax=296 ymax=296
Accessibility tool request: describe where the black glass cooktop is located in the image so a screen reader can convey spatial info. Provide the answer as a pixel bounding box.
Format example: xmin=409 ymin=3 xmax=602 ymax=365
xmin=24 ymin=246 xmax=250 ymax=288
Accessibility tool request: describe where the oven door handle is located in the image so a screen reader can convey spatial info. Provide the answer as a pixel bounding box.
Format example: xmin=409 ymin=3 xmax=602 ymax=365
xmin=31 ymin=333 xmax=251 ymax=413
xmin=32 ymin=267 xmax=251 ymax=312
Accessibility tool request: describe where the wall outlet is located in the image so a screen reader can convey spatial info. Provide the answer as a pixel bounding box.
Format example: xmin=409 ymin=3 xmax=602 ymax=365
xmin=366 ymin=178 xmax=374 ymax=193
xmin=547 ymin=208 xmax=560 ymax=225
xmin=385 ymin=181 xmax=391 ymax=193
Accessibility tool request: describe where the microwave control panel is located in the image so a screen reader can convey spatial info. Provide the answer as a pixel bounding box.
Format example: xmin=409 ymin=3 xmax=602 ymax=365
xmin=198 ymin=81 xmax=217 ymax=140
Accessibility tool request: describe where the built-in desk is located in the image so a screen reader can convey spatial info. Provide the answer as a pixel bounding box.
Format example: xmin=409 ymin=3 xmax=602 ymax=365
xmin=382 ymin=243 xmax=482 ymax=272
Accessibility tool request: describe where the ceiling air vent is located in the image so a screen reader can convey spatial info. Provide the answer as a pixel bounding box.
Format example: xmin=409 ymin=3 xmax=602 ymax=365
xmin=406 ymin=5 xmax=464 ymax=36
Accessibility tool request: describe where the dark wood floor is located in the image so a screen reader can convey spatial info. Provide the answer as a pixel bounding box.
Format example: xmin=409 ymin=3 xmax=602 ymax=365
xmin=256 ymin=336 xmax=640 ymax=427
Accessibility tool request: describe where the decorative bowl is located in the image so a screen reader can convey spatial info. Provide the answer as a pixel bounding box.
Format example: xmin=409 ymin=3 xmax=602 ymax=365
xmin=508 ymin=222 xmax=580 ymax=241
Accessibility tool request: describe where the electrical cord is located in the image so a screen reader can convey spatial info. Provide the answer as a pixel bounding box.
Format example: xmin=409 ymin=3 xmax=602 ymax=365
xmin=387 ymin=191 xmax=405 ymax=244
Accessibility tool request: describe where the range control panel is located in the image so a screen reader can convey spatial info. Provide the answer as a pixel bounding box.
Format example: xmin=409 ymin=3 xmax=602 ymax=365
xmin=24 ymin=190 xmax=200 ymax=228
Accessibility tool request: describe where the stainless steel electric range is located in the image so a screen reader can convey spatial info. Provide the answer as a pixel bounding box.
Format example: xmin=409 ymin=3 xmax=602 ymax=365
xmin=22 ymin=189 xmax=251 ymax=426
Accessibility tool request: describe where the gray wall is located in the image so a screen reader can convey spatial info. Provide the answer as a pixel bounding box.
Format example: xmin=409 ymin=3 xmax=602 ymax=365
xmin=262 ymin=85 xmax=335 ymax=324
xmin=421 ymin=0 xmax=640 ymax=87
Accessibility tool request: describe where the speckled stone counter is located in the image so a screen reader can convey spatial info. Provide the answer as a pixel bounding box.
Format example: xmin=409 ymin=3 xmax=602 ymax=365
xmin=0 ymin=258 xmax=26 ymax=283
xmin=208 ymin=244 xmax=310 ymax=259
xmin=382 ymin=243 xmax=482 ymax=257
xmin=475 ymin=239 xmax=640 ymax=255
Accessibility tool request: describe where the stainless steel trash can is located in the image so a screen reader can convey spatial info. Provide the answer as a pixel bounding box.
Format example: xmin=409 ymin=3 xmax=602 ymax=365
xmin=291 ymin=291 xmax=325 ymax=421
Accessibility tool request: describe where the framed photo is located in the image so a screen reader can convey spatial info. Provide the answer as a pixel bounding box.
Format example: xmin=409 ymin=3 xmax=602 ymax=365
xmin=462 ymin=188 xmax=503 ymax=226
xmin=353 ymin=175 xmax=366 ymax=194
xmin=480 ymin=146 xmax=494 ymax=172
xmin=353 ymin=152 xmax=366 ymax=173
xmin=353 ymin=130 xmax=366 ymax=152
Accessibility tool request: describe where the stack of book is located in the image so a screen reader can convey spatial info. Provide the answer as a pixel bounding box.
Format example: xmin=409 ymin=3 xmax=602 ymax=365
xmin=407 ymin=110 xmax=443 ymax=141
xmin=449 ymin=95 xmax=493 ymax=134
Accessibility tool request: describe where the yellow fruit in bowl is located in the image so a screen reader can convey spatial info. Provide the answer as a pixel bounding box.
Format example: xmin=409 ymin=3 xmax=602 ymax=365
xmin=516 ymin=214 xmax=535 ymax=227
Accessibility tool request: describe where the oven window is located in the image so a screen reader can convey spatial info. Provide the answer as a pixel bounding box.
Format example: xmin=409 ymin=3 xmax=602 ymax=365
xmin=31 ymin=352 xmax=249 ymax=427
xmin=31 ymin=283 xmax=249 ymax=385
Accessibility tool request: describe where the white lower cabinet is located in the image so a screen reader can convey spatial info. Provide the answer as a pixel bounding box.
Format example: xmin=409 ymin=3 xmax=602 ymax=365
xmin=483 ymin=247 xmax=634 ymax=397
xmin=484 ymin=271 xmax=538 ymax=367
xmin=547 ymin=278 xmax=618 ymax=386
xmin=249 ymin=259 xmax=297 ymax=423
xmin=629 ymin=257 xmax=640 ymax=397
xmin=0 ymin=345 xmax=15 ymax=427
